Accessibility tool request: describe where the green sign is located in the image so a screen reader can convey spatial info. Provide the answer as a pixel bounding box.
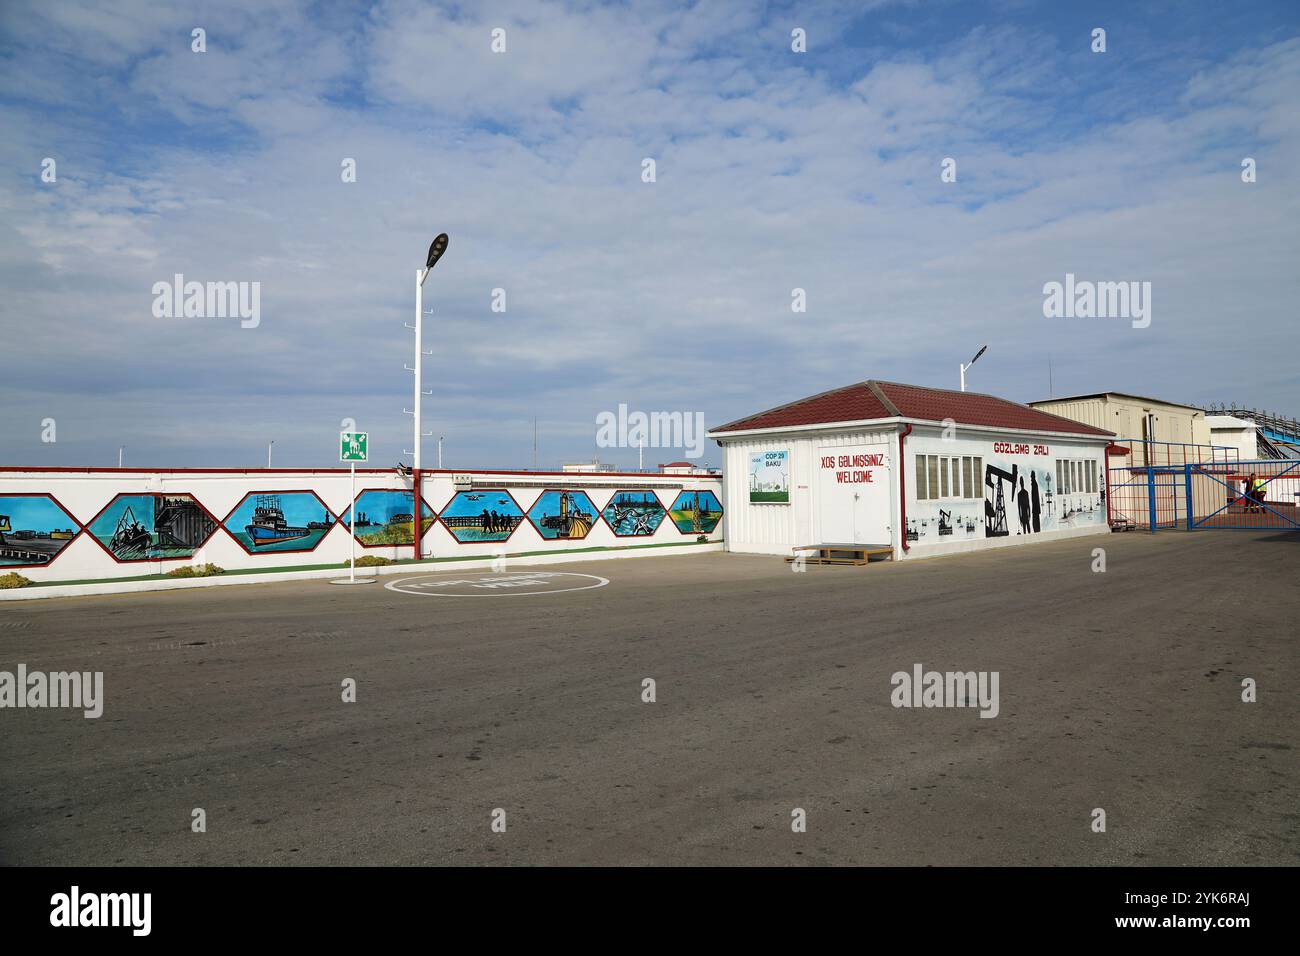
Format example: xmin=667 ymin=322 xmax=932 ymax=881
xmin=340 ymin=431 xmax=368 ymax=462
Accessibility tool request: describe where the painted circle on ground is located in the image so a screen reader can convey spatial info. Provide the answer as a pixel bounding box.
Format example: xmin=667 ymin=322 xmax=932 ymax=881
xmin=385 ymin=570 xmax=610 ymax=597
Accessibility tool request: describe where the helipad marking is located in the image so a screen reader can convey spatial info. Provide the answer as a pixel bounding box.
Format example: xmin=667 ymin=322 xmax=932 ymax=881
xmin=385 ymin=571 xmax=610 ymax=597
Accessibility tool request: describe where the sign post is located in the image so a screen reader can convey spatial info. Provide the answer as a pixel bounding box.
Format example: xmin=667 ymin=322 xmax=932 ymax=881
xmin=334 ymin=431 xmax=374 ymax=585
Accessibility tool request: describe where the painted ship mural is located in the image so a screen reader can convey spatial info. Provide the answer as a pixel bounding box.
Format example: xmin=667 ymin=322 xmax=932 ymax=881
xmin=441 ymin=490 xmax=525 ymax=543
xmin=668 ymin=490 xmax=723 ymax=534
xmin=0 ymin=495 xmax=81 ymax=567
xmin=88 ymin=493 xmax=217 ymax=561
xmin=602 ymin=490 xmax=666 ymax=536
xmin=528 ymin=490 xmax=597 ymax=540
xmin=225 ymin=492 xmax=337 ymax=553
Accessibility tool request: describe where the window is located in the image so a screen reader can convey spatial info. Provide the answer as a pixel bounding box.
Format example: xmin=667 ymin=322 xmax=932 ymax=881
xmin=916 ymin=454 xmax=982 ymax=501
xmin=1056 ymin=458 xmax=1099 ymax=496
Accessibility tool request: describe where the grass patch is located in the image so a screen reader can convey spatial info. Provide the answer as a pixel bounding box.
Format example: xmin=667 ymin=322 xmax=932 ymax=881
xmin=0 ymin=572 xmax=34 ymax=589
xmin=165 ymin=563 xmax=226 ymax=578
xmin=353 ymin=555 xmax=394 ymax=567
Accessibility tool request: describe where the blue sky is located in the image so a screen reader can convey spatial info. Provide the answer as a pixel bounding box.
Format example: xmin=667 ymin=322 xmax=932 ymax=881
xmin=1 ymin=0 xmax=1297 ymax=469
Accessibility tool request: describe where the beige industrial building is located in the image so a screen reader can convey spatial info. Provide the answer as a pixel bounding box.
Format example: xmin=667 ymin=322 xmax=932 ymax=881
xmin=1030 ymin=393 xmax=1211 ymax=465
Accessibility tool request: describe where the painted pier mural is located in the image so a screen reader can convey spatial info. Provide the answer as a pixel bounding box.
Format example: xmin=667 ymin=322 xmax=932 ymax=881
xmin=341 ymin=490 xmax=435 ymax=547
xmin=224 ymin=492 xmax=337 ymax=554
xmin=440 ymin=490 xmax=526 ymax=543
xmin=602 ymin=490 xmax=666 ymax=536
xmin=668 ymin=490 xmax=723 ymax=534
xmin=0 ymin=495 xmax=80 ymax=567
xmin=527 ymin=490 xmax=597 ymax=540
xmin=88 ymin=493 xmax=218 ymax=561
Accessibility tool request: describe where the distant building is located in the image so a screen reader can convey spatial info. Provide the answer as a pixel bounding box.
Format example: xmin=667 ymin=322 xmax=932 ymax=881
xmin=1030 ymin=392 xmax=1210 ymax=465
xmin=561 ymin=461 xmax=614 ymax=473
xmin=659 ymin=461 xmax=719 ymax=476
xmin=1206 ymin=415 xmax=1258 ymax=461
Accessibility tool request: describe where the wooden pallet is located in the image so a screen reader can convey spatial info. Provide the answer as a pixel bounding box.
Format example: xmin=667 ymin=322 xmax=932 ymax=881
xmin=786 ymin=543 xmax=894 ymax=566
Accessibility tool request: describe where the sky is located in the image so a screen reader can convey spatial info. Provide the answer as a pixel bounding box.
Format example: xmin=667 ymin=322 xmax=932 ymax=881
xmin=1 ymin=0 xmax=1297 ymax=470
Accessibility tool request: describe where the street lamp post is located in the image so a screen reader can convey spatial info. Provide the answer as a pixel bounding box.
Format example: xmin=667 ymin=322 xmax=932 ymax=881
xmin=405 ymin=233 xmax=449 ymax=560
xmin=960 ymin=345 xmax=988 ymax=392
xmin=438 ymin=436 xmax=444 ymax=470
xmin=267 ymin=440 xmax=274 ymax=468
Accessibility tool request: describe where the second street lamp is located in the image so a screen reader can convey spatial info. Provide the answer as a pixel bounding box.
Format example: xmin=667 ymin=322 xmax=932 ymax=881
xmin=406 ymin=232 xmax=449 ymax=560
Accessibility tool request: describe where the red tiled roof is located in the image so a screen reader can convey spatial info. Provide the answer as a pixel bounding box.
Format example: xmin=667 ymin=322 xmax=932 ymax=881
xmin=710 ymin=380 xmax=1113 ymax=438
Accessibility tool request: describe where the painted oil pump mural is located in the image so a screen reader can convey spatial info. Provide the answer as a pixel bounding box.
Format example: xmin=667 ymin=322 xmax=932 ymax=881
xmin=668 ymin=490 xmax=723 ymax=534
xmin=527 ymin=490 xmax=597 ymax=540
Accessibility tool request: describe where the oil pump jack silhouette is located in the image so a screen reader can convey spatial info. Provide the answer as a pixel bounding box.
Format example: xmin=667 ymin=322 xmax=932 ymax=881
xmin=984 ymin=462 xmax=1018 ymax=537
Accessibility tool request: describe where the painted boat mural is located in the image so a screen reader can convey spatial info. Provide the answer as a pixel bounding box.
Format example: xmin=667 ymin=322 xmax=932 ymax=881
xmin=224 ymin=492 xmax=337 ymax=553
xmin=88 ymin=493 xmax=218 ymax=561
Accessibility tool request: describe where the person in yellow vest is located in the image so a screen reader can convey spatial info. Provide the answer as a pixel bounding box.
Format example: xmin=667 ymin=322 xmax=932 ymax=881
xmin=1252 ymin=475 xmax=1268 ymax=513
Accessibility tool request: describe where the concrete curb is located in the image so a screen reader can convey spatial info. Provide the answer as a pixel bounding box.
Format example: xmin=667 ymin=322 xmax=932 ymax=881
xmin=0 ymin=542 xmax=725 ymax=602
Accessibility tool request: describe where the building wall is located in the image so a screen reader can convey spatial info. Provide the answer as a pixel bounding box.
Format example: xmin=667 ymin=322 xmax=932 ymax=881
xmin=0 ymin=468 xmax=724 ymax=582
xmin=718 ymin=428 xmax=900 ymax=556
xmin=1032 ymin=396 xmax=1210 ymax=464
xmin=902 ymin=426 xmax=1110 ymax=557
xmin=1207 ymin=416 xmax=1258 ymax=461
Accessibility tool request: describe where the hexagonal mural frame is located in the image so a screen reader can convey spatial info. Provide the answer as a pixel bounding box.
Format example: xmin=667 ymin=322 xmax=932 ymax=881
xmin=439 ymin=488 xmax=528 ymax=544
xmin=0 ymin=492 xmax=83 ymax=570
xmin=600 ymin=488 xmax=668 ymax=538
xmin=667 ymin=489 xmax=724 ymax=534
xmin=525 ymin=488 xmax=600 ymax=541
xmin=341 ymin=487 xmax=438 ymax=549
xmin=221 ymin=489 xmax=340 ymax=556
xmin=86 ymin=492 xmax=222 ymax=563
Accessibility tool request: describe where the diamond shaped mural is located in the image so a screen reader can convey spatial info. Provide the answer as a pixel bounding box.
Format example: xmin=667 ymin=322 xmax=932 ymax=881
xmin=601 ymin=489 xmax=666 ymax=537
xmin=667 ymin=490 xmax=723 ymax=534
xmin=88 ymin=493 xmax=219 ymax=562
xmin=440 ymin=490 xmax=526 ymax=543
xmin=223 ymin=491 xmax=338 ymax=554
xmin=340 ymin=489 xmax=436 ymax=547
xmin=526 ymin=489 xmax=598 ymax=540
xmin=0 ymin=493 xmax=81 ymax=568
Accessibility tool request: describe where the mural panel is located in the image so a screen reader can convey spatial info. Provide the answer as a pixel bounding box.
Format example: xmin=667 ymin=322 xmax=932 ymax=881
xmin=601 ymin=490 xmax=666 ymax=537
xmin=668 ymin=490 xmax=723 ymax=534
xmin=341 ymin=490 xmax=435 ymax=547
xmin=0 ymin=494 xmax=81 ymax=568
xmin=88 ymin=493 xmax=219 ymax=561
xmin=224 ymin=491 xmax=337 ymax=554
xmin=527 ymin=490 xmax=598 ymax=540
xmin=440 ymin=490 xmax=525 ymax=543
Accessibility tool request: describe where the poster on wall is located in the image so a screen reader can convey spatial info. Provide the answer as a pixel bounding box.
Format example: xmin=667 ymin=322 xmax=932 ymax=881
xmin=749 ymin=450 xmax=790 ymax=503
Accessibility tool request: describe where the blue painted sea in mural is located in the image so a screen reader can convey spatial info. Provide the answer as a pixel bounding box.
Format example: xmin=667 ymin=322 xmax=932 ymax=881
xmin=441 ymin=491 xmax=526 ymax=542
xmin=0 ymin=495 xmax=80 ymax=567
xmin=225 ymin=492 xmax=336 ymax=553
xmin=340 ymin=491 xmax=435 ymax=546
xmin=601 ymin=490 xmax=666 ymax=536
xmin=527 ymin=490 xmax=598 ymax=540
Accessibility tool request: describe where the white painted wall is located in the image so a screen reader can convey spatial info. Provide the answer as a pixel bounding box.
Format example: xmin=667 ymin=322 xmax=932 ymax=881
xmin=0 ymin=469 xmax=723 ymax=583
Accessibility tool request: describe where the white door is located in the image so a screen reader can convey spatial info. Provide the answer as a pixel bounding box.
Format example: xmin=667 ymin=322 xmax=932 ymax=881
xmin=817 ymin=444 xmax=891 ymax=544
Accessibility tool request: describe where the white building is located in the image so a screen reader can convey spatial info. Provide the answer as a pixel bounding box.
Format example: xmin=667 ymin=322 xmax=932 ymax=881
xmin=1206 ymin=415 xmax=1258 ymax=461
xmin=708 ymin=380 xmax=1116 ymax=560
